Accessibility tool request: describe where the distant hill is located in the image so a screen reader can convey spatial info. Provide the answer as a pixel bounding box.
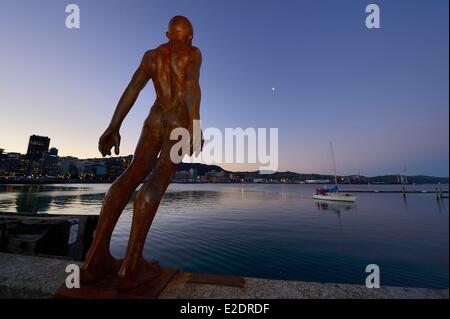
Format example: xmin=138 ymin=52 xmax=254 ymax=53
xmin=368 ymin=175 xmax=449 ymax=185
xmin=177 ymin=162 xmax=449 ymax=184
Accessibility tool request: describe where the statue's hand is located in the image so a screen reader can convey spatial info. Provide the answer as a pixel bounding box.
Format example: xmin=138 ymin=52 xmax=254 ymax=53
xmin=99 ymin=127 xmax=121 ymax=157
xmin=190 ymin=128 xmax=204 ymax=157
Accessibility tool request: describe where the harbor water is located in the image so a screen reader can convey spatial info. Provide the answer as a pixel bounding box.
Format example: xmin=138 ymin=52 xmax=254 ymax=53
xmin=0 ymin=183 xmax=448 ymax=289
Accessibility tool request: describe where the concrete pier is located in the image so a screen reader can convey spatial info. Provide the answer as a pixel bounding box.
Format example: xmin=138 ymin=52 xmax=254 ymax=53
xmin=0 ymin=253 xmax=448 ymax=299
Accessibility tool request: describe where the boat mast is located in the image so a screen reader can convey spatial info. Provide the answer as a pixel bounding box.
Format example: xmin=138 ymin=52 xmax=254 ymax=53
xmin=330 ymin=141 xmax=338 ymax=186
xmin=400 ymin=166 xmax=407 ymax=198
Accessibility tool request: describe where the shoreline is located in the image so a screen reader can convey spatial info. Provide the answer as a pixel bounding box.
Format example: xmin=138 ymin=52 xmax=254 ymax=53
xmin=0 ymin=180 xmax=449 ymax=186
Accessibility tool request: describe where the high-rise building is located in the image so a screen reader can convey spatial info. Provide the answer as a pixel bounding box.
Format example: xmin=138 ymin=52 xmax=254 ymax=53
xmin=26 ymin=135 xmax=50 ymax=159
xmin=0 ymin=151 xmax=21 ymax=176
xmin=43 ymin=149 xmax=60 ymax=177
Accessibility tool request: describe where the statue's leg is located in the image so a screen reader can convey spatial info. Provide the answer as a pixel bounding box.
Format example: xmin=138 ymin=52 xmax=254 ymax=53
xmin=81 ymin=109 xmax=163 ymax=284
xmin=114 ymin=130 xmax=181 ymax=292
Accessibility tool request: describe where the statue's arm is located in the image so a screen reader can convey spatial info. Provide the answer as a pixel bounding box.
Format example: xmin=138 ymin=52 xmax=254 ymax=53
xmin=108 ymin=51 xmax=152 ymax=130
xmin=186 ymin=48 xmax=202 ymax=155
xmin=186 ymin=48 xmax=202 ymax=122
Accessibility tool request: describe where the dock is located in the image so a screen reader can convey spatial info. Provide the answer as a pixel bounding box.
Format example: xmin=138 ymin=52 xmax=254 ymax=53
xmin=0 ymin=253 xmax=447 ymax=299
xmin=0 ymin=212 xmax=98 ymax=261
xmin=340 ymin=190 xmax=449 ymax=194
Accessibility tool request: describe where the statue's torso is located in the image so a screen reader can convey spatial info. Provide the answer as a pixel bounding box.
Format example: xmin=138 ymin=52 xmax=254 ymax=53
xmin=145 ymin=43 xmax=199 ymax=112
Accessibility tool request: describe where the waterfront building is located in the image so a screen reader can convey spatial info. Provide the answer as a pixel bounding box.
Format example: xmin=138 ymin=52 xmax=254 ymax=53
xmin=43 ymin=152 xmax=60 ymax=177
xmin=49 ymin=147 xmax=58 ymax=156
xmin=104 ymin=156 xmax=130 ymax=179
xmin=189 ymin=168 xmax=198 ymax=180
xmin=59 ymin=156 xmax=79 ymax=175
xmin=207 ymin=170 xmax=229 ymax=183
xmin=26 ymin=135 xmax=50 ymax=160
xmin=305 ymin=179 xmax=330 ymax=184
xmin=173 ymin=170 xmax=190 ymax=182
xmin=0 ymin=152 xmax=21 ymax=176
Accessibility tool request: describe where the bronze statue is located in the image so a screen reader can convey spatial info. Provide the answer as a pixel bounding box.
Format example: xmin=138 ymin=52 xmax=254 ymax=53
xmin=80 ymin=16 xmax=202 ymax=292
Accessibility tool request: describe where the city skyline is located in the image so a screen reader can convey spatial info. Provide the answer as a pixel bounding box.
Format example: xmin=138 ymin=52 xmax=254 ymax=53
xmin=0 ymin=0 xmax=448 ymax=177
xmin=1 ymin=133 xmax=448 ymax=179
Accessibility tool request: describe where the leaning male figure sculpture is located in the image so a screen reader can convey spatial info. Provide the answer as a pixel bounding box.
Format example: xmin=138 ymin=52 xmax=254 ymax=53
xmin=80 ymin=16 xmax=202 ymax=292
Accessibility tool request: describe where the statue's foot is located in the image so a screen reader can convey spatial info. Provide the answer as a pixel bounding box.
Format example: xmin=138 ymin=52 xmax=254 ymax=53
xmin=114 ymin=260 xmax=162 ymax=292
xmin=80 ymin=253 xmax=122 ymax=285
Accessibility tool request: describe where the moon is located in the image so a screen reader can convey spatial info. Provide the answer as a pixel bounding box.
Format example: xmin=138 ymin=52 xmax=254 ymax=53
xmin=272 ymin=87 xmax=276 ymax=92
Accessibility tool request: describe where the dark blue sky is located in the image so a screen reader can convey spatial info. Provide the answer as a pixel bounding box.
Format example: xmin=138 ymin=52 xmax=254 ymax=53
xmin=0 ymin=0 xmax=448 ymax=176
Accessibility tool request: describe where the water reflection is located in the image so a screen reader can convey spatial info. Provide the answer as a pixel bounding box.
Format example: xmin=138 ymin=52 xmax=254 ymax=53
xmin=0 ymin=183 xmax=448 ymax=289
xmin=315 ymin=200 xmax=357 ymax=219
xmin=0 ymin=185 xmax=224 ymax=215
xmin=0 ymin=184 xmax=90 ymax=193
xmin=163 ymin=190 xmax=222 ymax=204
xmin=16 ymin=191 xmax=53 ymax=213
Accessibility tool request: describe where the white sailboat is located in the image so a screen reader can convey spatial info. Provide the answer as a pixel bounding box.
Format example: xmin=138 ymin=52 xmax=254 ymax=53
xmin=313 ymin=142 xmax=356 ymax=203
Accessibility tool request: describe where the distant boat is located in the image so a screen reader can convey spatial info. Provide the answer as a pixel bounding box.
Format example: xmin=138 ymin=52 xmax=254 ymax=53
xmin=313 ymin=187 xmax=356 ymax=202
xmin=313 ymin=142 xmax=356 ymax=203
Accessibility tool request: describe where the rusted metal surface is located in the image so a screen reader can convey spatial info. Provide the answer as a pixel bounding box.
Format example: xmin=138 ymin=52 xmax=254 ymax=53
xmin=81 ymin=16 xmax=203 ymax=293
xmin=56 ymin=268 xmax=178 ymax=299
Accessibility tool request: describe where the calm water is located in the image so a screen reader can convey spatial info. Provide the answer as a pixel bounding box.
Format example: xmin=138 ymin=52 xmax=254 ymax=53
xmin=0 ymin=183 xmax=448 ymax=289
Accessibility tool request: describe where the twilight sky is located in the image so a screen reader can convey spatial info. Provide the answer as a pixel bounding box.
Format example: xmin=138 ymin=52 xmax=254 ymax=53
xmin=0 ymin=0 xmax=448 ymax=176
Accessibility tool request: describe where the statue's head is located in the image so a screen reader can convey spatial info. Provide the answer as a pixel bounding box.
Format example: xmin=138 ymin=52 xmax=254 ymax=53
xmin=166 ymin=16 xmax=193 ymax=44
